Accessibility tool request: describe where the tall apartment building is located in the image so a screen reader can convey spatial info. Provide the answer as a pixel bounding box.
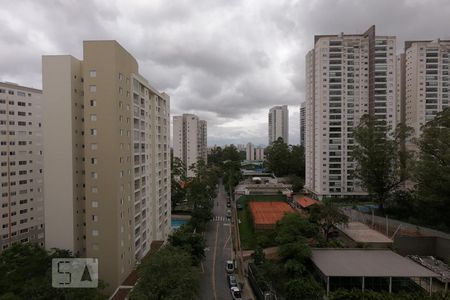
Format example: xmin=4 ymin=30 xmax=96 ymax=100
xmin=305 ymin=26 xmax=397 ymax=199
xmin=255 ymin=147 xmax=265 ymax=161
xmin=42 ymin=41 xmax=171 ymax=294
xmin=173 ymin=114 xmax=207 ymax=177
xmin=300 ymin=102 xmax=306 ymax=146
xmin=268 ymin=105 xmax=289 ymax=144
xmin=404 ymin=39 xmax=450 ymax=142
xmin=246 ymin=142 xmax=255 ymax=161
xmin=0 ymin=82 xmax=45 ymax=252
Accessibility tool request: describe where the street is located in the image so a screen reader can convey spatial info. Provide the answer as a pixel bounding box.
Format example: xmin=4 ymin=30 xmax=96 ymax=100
xmin=200 ymin=182 xmax=234 ymax=300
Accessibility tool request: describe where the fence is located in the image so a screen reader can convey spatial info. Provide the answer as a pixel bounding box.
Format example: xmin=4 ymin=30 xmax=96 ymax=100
xmin=247 ymin=264 xmax=278 ymax=300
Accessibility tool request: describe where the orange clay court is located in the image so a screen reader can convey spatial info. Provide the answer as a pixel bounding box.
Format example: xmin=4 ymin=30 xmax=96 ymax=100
xmin=249 ymin=201 xmax=295 ymax=230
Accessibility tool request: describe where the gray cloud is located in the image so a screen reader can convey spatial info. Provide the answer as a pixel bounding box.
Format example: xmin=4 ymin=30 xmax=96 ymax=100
xmin=1 ymin=0 xmax=450 ymax=145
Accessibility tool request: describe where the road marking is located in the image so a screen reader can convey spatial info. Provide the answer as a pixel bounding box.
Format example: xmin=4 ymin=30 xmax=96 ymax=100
xmin=211 ymin=221 xmax=219 ymax=300
xmin=223 ymin=227 xmax=231 ymax=250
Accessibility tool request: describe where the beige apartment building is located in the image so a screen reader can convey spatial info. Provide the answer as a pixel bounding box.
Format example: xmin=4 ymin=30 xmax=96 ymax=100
xmin=268 ymin=105 xmax=289 ymax=144
xmin=173 ymin=113 xmax=207 ymax=177
xmin=255 ymin=147 xmax=265 ymax=161
xmin=404 ymin=39 xmax=450 ymax=144
xmin=305 ymin=26 xmax=397 ymax=199
xmin=0 ymin=82 xmax=45 ymax=252
xmin=246 ymin=142 xmax=255 ymax=161
xmin=42 ymin=41 xmax=171 ymax=294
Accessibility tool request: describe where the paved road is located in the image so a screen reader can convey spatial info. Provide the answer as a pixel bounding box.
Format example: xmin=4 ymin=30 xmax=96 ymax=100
xmin=200 ymin=182 xmax=234 ymax=300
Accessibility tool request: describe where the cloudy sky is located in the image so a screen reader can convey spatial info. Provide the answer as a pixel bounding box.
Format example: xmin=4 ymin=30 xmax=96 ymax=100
xmin=1 ymin=0 xmax=450 ymax=146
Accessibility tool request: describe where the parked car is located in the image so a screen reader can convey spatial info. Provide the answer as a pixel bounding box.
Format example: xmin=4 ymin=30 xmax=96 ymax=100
xmin=226 ymin=260 xmax=234 ymax=273
xmin=227 ymin=201 xmax=231 ymax=208
xmin=230 ymin=287 xmax=242 ymax=300
xmin=226 ymin=209 xmax=232 ymax=218
xmin=227 ymin=274 xmax=237 ymax=288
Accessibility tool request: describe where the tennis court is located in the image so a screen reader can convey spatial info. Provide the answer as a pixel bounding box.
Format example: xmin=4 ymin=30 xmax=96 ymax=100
xmin=249 ymin=201 xmax=295 ymax=230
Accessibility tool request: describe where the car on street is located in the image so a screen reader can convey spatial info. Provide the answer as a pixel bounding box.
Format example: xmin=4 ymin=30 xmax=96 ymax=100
xmin=227 ymin=201 xmax=231 ymax=208
xmin=227 ymin=274 xmax=237 ymax=288
xmin=226 ymin=260 xmax=234 ymax=273
xmin=230 ymin=287 xmax=242 ymax=300
xmin=226 ymin=209 xmax=232 ymax=218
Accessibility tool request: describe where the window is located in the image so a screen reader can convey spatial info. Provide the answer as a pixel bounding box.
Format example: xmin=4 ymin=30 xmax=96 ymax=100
xmin=92 ymin=230 xmax=99 ymax=236
xmin=92 ymin=201 xmax=98 ymax=208
xmin=89 ymin=85 xmax=96 ymax=92
xmin=90 ymin=70 xmax=96 ymax=77
xmin=90 ymin=128 xmax=97 ymax=136
xmin=91 ymin=172 xmax=98 ymax=179
xmin=91 ymin=158 xmax=97 ymax=165
xmin=92 ymin=215 xmax=98 ymax=222
xmin=90 ymin=114 xmax=97 ymax=121
xmin=90 ymin=99 xmax=96 ymax=107
xmin=91 ymin=143 xmax=98 ymax=150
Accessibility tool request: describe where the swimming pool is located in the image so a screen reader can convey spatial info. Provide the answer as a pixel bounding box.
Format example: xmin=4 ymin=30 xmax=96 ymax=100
xmin=171 ymin=219 xmax=188 ymax=230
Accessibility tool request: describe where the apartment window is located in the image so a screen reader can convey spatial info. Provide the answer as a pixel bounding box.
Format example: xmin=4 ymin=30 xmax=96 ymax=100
xmin=91 ymin=143 xmax=98 ymax=150
xmin=92 ymin=215 xmax=98 ymax=222
xmin=90 ymin=114 xmax=97 ymax=121
xmin=91 ymin=158 xmax=98 ymax=165
xmin=91 ymin=172 xmax=98 ymax=179
xmin=89 ymin=85 xmax=96 ymax=92
xmin=92 ymin=230 xmax=99 ymax=236
xmin=90 ymin=128 xmax=97 ymax=136
xmin=90 ymin=70 xmax=97 ymax=77
xmin=90 ymin=100 xmax=96 ymax=107
xmin=91 ymin=187 xmax=98 ymax=193
xmin=119 ymin=73 xmax=123 ymax=81
xmin=92 ymin=201 xmax=98 ymax=208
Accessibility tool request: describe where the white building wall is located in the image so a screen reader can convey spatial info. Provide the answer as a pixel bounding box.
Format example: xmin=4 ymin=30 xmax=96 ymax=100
xmin=246 ymin=143 xmax=255 ymax=161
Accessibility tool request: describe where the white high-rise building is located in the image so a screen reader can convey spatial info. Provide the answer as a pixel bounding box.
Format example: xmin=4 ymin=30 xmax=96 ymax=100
xmin=305 ymin=26 xmax=397 ymax=199
xmin=0 ymin=82 xmax=45 ymax=252
xmin=42 ymin=41 xmax=171 ymax=294
xmin=246 ymin=143 xmax=255 ymax=161
xmin=255 ymin=147 xmax=265 ymax=161
xmin=404 ymin=39 xmax=450 ymax=142
xmin=173 ymin=114 xmax=207 ymax=177
xmin=300 ymin=102 xmax=306 ymax=146
xmin=268 ymin=105 xmax=289 ymax=144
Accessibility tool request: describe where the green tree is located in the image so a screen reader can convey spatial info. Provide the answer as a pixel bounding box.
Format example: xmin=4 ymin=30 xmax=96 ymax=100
xmin=352 ymin=115 xmax=411 ymax=210
xmin=415 ymin=108 xmax=450 ymax=229
xmin=284 ymin=278 xmax=324 ymax=300
xmin=265 ymin=137 xmax=291 ymax=176
xmin=222 ymin=145 xmax=241 ymax=162
xmin=310 ymin=200 xmax=348 ymax=242
xmin=0 ymin=243 xmax=106 ymax=300
xmin=171 ymin=156 xmax=187 ymax=208
xmin=131 ymin=247 xmax=199 ymax=300
xmin=289 ymin=145 xmax=305 ymax=178
xmin=168 ymin=225 xmax=206 ymax=265
xmin=252 ymin=246 xmax=266 ymax=266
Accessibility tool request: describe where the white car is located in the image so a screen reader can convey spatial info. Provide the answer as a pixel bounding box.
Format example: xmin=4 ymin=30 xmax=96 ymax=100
xmin=226 ymin=260 xmax=234 ymax=273
xmin=230 ymin=287 xmax=242 ymax=300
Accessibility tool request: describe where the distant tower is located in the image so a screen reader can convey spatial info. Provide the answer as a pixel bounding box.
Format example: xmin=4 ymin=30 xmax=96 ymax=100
xmin=246 ymin=143 xmax=255 ymax=161
xmin=268 ymin=105 xmax=289 ymax=144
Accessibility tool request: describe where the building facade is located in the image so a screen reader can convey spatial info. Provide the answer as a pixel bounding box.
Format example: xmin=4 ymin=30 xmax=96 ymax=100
xmin=404 ymin=39 xmax=450 ymax=143
xmin=0 ymin=82 xmax=45 ymax=252
xmin=305 ymin=26 xmax=397 ymax=199
xmin=268 ymin=105 xmax=289 ymax=144
xmin=255 ymin=147 xmax=265 ymax=161
xmin=42 ymin=41 xmax=171 ymax=294
xmin=300 ymin=102 xmax=306 ymax=146
xmin=246 ymin=142 xmax=255 ymax=161
xmin=173 ymin=114 xmax=207 ymax=177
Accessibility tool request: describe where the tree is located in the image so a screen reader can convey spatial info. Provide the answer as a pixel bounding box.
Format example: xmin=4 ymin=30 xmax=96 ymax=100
xmin=0 ymin=243 xmax=106 ymax=299
xmin=310 ymin=200 xmax=348 ymax=242
xmin=352 ymin=115 xmax=411 ymax=210
xmin=168 ymin=225 xmax=206 ymax=265
xmin=289 ymin=145 xmax=305 ymax=178
xmin=265 ymin=138 xmax=291 ymax=177
xmin=284 ymin=278 xmax=324 ymax=300
xmin=415 ymin=108 xmax=450 ymax=229
xmin=171 ymin=157 xmax=187 ymax=208
xmin=275 ymin=213 xmax=319 ymax=244
xmin=252 ymin=246 xmax=266 ymax=266
xmin=131 ymin=247 xmax=199 ymax=300
xmin=222 ymin=145 xmax=241 ymax=162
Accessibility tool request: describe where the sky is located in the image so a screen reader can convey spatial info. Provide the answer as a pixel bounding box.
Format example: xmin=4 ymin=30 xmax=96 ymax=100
xmin=1 ymin=0 xmax=450 ymax=146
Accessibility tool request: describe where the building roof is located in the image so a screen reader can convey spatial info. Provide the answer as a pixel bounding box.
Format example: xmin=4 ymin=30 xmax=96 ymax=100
xmin=296 ymin=195 xmax=319 ymax=208
xmin=337 ymin=222 xmax=393 ymax=244
xmin=311 ymin=249 xmax=439 ymax=278
xmin=249 ymin=201 xmax=295 ymax=225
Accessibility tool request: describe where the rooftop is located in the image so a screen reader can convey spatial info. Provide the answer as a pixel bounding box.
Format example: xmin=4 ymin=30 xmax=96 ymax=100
xmin=311 ymin=249 xmax=439 ymax=278
xmin=295 ymin=195 xmax=319 ymax=208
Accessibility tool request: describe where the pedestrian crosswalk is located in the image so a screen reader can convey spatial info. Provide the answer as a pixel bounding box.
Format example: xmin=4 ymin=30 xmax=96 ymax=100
xmin=212 ymin=216 xmax=229 ymax=222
